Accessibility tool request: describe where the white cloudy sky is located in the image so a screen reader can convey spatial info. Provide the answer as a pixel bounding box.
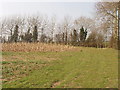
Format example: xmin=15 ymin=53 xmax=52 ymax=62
xmin=0 ymin=0 xmax=118 ymax=19
xmin=1 ymin=2 xmax=96 ymax=20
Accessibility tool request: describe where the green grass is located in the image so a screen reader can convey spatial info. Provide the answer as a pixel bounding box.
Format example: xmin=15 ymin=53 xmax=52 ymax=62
xmin=2 ymin=47 xmax=118 ymax=88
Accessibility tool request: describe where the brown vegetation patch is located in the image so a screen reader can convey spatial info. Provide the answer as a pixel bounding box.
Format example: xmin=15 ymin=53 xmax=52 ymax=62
xmin=2 ymin=42 xmax=78 ymax=52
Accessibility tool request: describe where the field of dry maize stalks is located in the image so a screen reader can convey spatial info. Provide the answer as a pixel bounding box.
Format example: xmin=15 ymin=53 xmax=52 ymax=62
xmin=2 ymin=42 xmax=78 ymax=52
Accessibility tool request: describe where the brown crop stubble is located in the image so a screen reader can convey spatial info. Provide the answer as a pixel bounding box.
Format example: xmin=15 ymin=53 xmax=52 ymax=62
xmin=2 ymin=42 xmax=79 ymax=52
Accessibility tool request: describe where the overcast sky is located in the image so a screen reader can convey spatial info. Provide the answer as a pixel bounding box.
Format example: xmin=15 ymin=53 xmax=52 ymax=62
xmin=1 ymin=2 xmax=96 ymax=20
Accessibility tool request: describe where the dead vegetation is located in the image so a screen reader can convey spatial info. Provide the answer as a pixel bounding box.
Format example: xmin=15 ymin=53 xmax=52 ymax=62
xmin=2 ymin=42 xmax=78 ymax=52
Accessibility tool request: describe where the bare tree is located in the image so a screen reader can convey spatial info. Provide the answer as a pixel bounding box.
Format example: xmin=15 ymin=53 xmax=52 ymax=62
xmin=1 ymin=17 xmax=22 ymax=42
xmin=40 ymin=15 xmax=49 ymax=43
xmin=62 ymin=16 xmax=72 ymax=45
xmin=48 ymin=16 xmax=57 ymax=43
xmin=95 ymin=2 xmax=118 ymax=48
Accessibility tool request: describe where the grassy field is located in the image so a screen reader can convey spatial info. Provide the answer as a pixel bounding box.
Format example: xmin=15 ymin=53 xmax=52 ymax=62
xmin=2 ymin=43 xmax=118 ymax=88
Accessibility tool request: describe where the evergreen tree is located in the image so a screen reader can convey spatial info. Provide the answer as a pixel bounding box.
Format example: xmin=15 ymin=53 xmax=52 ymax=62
xmin=33 ymin=26 xmax=38 ymax=42
xmin=72 ymin=29 xmax=78 ymax=46
xmin=20 ymin=28 xmax=32 ymax=42
xmin=84 ymin=29 xmax=87 ymax=40
xmin=62 ymin=33 xmax=65 ymax=44
xmin=11 ymin=25 xmax=19 ymax=42
xmin=80 ymin=26 xmax=84 ymax=42
xmin=40 ymin=28 xmax=44 ymax=42
xmin=25 ymin=28 xmax=32 ymax=42
xmin=80 ymin=26 xmax=87 ymax=42
xmin=65 ymin=31 xmax=67 ymax=45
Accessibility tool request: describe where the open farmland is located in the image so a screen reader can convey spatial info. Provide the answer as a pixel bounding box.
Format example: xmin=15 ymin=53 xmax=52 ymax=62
xmin=2 ymin=43 xmax=118 ymax=88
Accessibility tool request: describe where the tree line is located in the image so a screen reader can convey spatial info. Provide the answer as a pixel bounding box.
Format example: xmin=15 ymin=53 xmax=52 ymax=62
xmin=0 ymin=2 xmax=119 ymax=49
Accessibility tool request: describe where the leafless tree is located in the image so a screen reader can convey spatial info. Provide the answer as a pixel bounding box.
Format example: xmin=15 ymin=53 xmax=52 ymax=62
xmin=95 ymin=2 xmax=119 ymax=48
